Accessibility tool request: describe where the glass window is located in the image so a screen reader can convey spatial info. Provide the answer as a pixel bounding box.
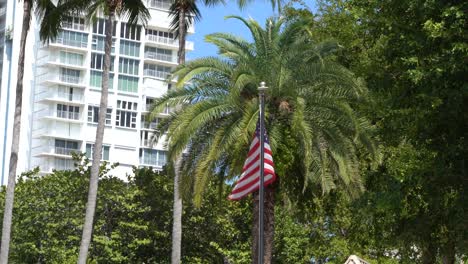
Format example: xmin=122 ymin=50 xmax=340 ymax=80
xmin=145 ymin=29 xmax=174 ymax=44
xmin=60 ymin=68 xmax=80 ymax=84
xmin=147 ymin=0 xmax=172 ymax=10
xmin=116 ymin=100 xmax=138 ymax=128
xmin=57 ymin=104 xmax=80 ymax=120
xmin=59 ymin=51 xmax=83 ymax=66
xmin=90 ymin=70 xmax=114 ymax=89
xmin=144 ymin=46 xmax=173 ymax=62
xmin=117 ymin=75 xmax=139 ymax=93
xmin=91 ymin=35 xmax=116 ymax=53
xmin=120 ymin=40 xmax=140 ymax=57
xmin=139 ymin=148 xmax=167 ymax=166
xmin=55 ymin=139 xmax=79 ymax=155
xmin=92 ymin=18 xmax=117 ymax=36
xmin=57 ymin=30 xmax=88 ymax=48
xmin=62 ymin=16 xmax=85 ymax=31
xmin=120 ymin=23 xmax=141 ymax=41
xmin=90 ymin=53 xmax=114 ymax=71
xmin=87 ymin=105 xmax=112 ymax=125
xmin=119 ymin=58 xmax=139 ymax=75
xmin=143 ymin=63 xmax=172 ymax=79
xmin=85 ymin=143 xmax=110 ymax=161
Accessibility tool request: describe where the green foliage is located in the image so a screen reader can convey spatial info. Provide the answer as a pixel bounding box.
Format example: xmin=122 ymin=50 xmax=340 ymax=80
xmin=150 ymin=15 xmax=376 ymax=206
xmin=283 ymin=0 xmax=468 ymax=262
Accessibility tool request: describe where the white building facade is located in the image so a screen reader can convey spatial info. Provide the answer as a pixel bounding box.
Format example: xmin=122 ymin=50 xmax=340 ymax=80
xmin=0 ymin=0 xmax=193 ymax=184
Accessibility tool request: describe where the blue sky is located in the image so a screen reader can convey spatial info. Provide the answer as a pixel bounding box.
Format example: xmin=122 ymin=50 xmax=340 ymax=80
xmin=186 ymin=2 xmax=279 ymax=60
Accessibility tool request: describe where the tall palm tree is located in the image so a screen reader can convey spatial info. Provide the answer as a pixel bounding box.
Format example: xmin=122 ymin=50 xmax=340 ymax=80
xmin=0 ymin=0 xmax=80 ymax=262
xmin=66 ymin=1 xmax=149 ymax=263
xmin=166 ymin=1 xmax=254 ymax=263
xmin=150 ymin=16 xmax=377 ymax=263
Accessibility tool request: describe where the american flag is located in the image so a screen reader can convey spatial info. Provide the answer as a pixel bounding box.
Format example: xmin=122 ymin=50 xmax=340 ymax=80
xmin=228 ymin=120 xmax=276 ymax=200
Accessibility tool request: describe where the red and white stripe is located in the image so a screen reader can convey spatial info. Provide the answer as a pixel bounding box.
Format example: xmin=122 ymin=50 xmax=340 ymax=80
xmin=228 ymin=133 xmax=276 ymax=200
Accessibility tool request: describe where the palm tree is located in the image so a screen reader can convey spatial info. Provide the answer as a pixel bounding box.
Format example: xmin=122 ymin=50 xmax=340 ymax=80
xmin=166 ymin=1 xmax=254 ymax=263
xmin=0 ymin=1 xmax=81 ymax=262
xmin=66 ymin=1 xmax=149 ymax=263
xmin=150 ymin=16 xmax=377 ymax=263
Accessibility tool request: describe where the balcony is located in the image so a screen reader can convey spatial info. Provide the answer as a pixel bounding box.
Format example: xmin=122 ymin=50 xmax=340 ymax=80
xmin=35 ymin=144 xmax=81 ymax=158
xmin=54 ymin=146 xmax=79 ymax=156
xmin=139 ymin=157 xmax=166 ymax=167
xmin=144 ymin=51 xmax=177 ymax=66
xmin=46 ymin=37 xmax=88 ymax=53
xmin=143 ymin=68 xmax=170 ymax=80
xmin=37 ymin=90 xmax=84 ymax=105
xmin=145 ymin=35 xmax=194 ymax=51
xmin=37 ymin=109 xmax=82 ymax=123
xmin=40 ymin=74 xmax=85 ymax=88
xmin=141 ymin=121 xmax=159 ymax=130
xmin=57 ymin=110 xmax=80 ymax=120
xmin=45 ymin=54 xmax=85 ymax=70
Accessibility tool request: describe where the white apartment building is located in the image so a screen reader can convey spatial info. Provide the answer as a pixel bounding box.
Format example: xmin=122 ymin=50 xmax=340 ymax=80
xmin=0 ymin=0 xmax=194 ymax=185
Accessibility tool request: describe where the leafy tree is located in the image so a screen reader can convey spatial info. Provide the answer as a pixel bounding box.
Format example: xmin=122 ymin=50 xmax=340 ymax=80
xmin=150 ymin=16 xmax=376 ymax=263
xmin=285 ymin=0 xmax=468 ymax=262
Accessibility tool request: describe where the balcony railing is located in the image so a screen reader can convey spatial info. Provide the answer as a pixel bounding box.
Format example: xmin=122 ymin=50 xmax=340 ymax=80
xmin=53 ymin=37 xmax=87 ymax=49
xmin=54 ymin=158 xmax=76 ymax=171
xmin=57 ymin=110 xmax=80 ymax=120
xmin=55 ymin=147 xmax=79 ymax=156
xmin=40 ymin=91 xmax=83 ymax=102
xmin=141 ymin=121 xmax=158 ymax=129
xmin=140 ymin=157 xmax=166 ymax=167
xmin=144 ymin=52 xmax=176 ymax=63
xmin=57 ymin=91 xmax=83 ymax=102
xmin=59 ymin=74 xmax=81 ymax=84
xmin=54 ymin=55 xmax=84 ymax=67
xmin=147 ymin=0 xmax=171 ymax=10
xmin=143 ymin=69 xmax=170 ymax=79
xmin=146 ymin=35 xmax=176 ymax=46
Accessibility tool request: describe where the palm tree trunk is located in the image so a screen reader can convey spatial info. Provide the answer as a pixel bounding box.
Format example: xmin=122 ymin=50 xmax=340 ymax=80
xmin=0 ymin=1 xmax=32 ymax=263
xmin=77 ymin=11 xmax=114 ymax=264
xmin=171 ymin=9 xmax=187 ymax=264
xmin=171 ymin=157 xmax=183 ymax=264
xmin=252 ymin=185 xmax=275 ymax=264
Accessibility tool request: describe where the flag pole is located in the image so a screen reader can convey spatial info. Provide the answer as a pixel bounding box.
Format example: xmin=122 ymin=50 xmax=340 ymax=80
xmin=258 ymin=81 xmax=267 ymax=264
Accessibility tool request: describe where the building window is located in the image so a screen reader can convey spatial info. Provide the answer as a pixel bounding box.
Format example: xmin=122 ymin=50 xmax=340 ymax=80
xmin=92 ymin=18 xmax=117 ymax=36
xmin=120 ymin=40 xmax=140 ymax=57
xmin=62 ymin=16 xmax=85 ymax=31
xmin=147 ymin=0 xmax=172 ymax=10
xmin=139 ymin=148 xmax=167 ymax=166
xmin=57 ymin=30 xmax=87 ymax=48
xmin=90 ymin=70 xmax=114 ymax=89
xmin=141 ymin=115 xmax=160 ymax=129
xmin=145 ymin=29 xmax=175 ymax=44
xmin=57 ymin=104 xmax=80 ymax=120
xmin=87 ymin=106 xmax=112 ymax=125
xmin=117 ymin=75 xmax=139 ymax=93
xmin=118 ymin=58 xmax=139 ymax=75
xmin=120 ymin=23 xmax=141 ymax=41
xmin=60 ymin=68 xmax=80 ymax=84
xmin=85 ymin=143 xmax=110 ymax=160
xmin=57 ymin=86 xmax=80 ymax=101
xmin=55 ymin=139 xmax=79 ymax=156
xmin=90 ymin=53 xmax=114 ymax=71
xmin=91 ymin=35 xmax=116 ymax=53
xmin=143 ymin=63 xmax=172 ymax=79
xmin=54 ymin=158 xmax=75 ymax=171
xmin=59 ymin=51 xmax=83 ymax=66
xmin=116 ymin=100 xmax=138 ymax=128
xmin=144 ymin=46 xmax=174 ymax=62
